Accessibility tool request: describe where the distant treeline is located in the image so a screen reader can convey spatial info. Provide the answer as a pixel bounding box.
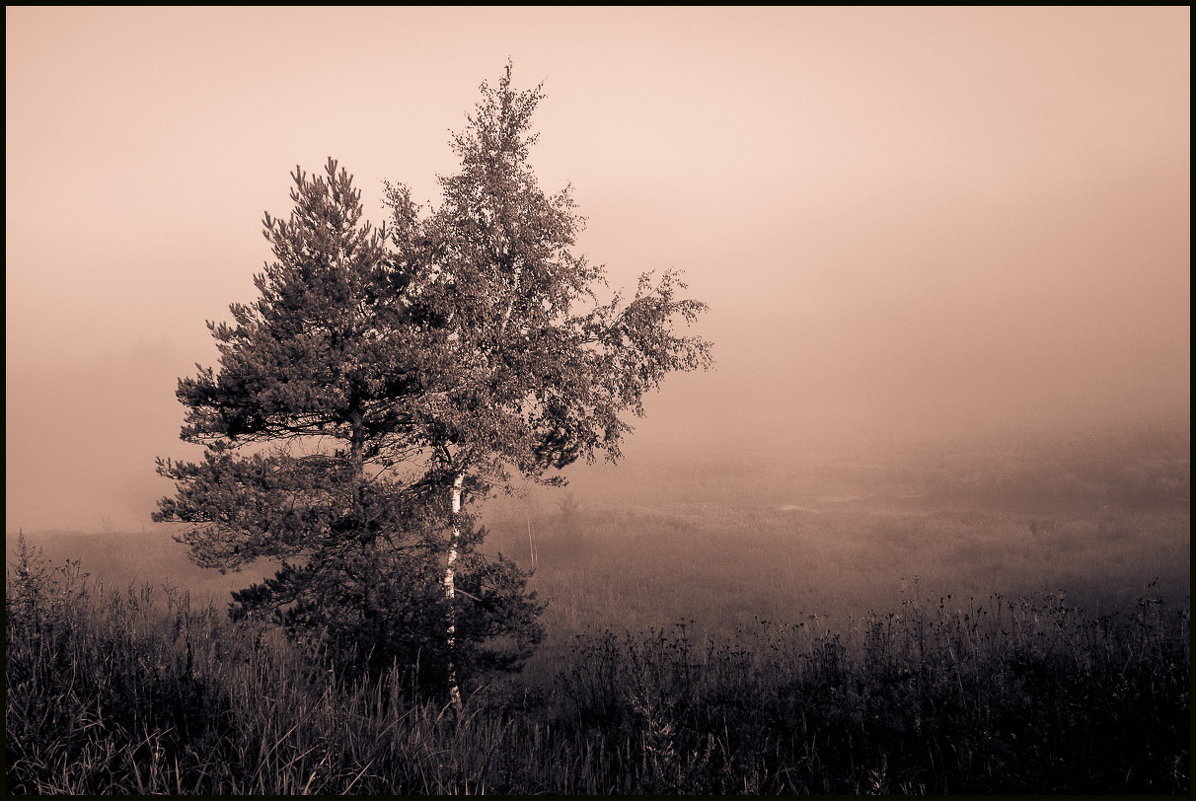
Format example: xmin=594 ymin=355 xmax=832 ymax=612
xmin=541 ymin=424 xmax=1191 ymax=513
xmin=911 ymin=429 xmax=1190 ymax=509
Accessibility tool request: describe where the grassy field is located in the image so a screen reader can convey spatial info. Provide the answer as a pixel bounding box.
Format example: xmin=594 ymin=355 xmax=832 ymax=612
xmin=6 ymin=539 xmax=1188 ymax=794
xmin=6 ymin=424 xmax=1191 ymax=793
xmin=480 ymin=425 xmax=1189 ymax=661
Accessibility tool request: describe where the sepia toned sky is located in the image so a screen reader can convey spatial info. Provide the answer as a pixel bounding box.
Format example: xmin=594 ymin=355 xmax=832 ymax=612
xmin=6 ymin=6 xmax=1190 ymax=532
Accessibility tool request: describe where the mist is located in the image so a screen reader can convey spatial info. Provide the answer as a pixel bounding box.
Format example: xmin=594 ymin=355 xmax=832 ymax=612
xmin=6 ymin=6 xmax=1190 ymax=533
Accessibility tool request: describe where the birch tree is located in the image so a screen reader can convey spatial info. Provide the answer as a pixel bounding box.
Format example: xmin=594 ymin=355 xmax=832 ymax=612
xmin=384 ymin=66 xmax=712 ymax=705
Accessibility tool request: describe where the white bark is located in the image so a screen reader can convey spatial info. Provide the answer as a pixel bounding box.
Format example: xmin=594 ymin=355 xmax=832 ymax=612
xmin=526 ymin=508 xmax=537 ymax=568
xmin=444 ymin=472 xmax=464 ymax=710
xmin=499 ymin=262 xmax=521 ymax=331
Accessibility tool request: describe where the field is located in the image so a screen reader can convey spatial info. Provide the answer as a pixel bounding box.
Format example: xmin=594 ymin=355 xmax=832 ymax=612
xmin=486 ymin=426 xmax=1189 ymax=646
xmin=6 ymin=424 xmax=1191 ymax=793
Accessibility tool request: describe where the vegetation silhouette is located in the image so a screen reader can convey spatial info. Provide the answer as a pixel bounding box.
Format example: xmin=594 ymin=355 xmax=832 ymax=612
xmin=153 ymin=66 xmax=712 ymax=702
xmin=6 ymin=538 xmax=1188 ymax=794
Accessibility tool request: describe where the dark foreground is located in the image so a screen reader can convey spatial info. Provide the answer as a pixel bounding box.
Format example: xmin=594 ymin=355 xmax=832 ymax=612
xmin=6 ymin=543 xmax=1188 ymax=795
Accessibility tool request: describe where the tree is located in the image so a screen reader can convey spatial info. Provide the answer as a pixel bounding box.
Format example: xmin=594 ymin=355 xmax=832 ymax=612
xmin=153 ymin=158 xmax=542 ymax=689
xmin=155 ymin=66 xmax=712 ymax=704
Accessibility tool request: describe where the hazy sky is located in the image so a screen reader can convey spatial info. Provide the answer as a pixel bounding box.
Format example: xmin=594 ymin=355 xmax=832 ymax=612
xmin=6 ymin=7 xmax=1190 ymax=532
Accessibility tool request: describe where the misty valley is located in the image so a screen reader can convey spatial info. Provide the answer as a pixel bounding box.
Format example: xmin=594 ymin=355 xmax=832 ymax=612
xmin=7 ymin=424 xmax=1189 ymax=793
xmin=9 ymin=7 xmax=1190 ymax=795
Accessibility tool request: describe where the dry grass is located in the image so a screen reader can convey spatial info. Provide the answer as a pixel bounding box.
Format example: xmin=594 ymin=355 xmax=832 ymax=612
xmin=7 ymin=536 xmax=1188 ymax=794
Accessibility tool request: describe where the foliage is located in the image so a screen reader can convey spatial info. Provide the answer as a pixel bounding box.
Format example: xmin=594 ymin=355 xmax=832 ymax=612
xmin=153 ymin=66 xmax=711 ymax=694
xmin=378 ymin=65 xmax=712 ymax=490
xmin=6 ymin=546 xmax=1188 ymax=794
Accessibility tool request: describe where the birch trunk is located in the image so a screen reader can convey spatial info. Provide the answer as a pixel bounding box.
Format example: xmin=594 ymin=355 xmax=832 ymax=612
xmin=444 ymin=472 xmax=464 ymax=710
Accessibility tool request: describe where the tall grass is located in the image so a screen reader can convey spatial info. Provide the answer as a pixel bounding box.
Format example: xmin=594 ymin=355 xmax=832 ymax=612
xmin=6 ymin=537 xmax=1189 ymax=794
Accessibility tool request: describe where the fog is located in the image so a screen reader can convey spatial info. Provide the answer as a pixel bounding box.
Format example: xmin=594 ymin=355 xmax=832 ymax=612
xmin=6 ymin=7 xmax=1190 ymax=533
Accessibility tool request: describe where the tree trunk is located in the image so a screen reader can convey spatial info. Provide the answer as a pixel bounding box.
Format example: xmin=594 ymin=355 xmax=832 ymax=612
xmin=444 ymin=472 xmax=464 ymax=710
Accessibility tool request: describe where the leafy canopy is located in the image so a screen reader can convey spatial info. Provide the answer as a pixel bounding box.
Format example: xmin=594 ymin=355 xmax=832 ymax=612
xmin=155 ymin=66 xmax=712 ymax=686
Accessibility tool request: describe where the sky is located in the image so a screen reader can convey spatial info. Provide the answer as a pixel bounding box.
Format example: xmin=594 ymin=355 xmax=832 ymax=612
xmin=6 ymin=6 xmax=1190 ymax=533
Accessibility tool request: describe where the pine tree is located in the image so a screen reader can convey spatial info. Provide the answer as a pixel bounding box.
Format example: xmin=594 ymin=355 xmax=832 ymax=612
xmin=154 ymin=160 xmax=542 ymax=688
